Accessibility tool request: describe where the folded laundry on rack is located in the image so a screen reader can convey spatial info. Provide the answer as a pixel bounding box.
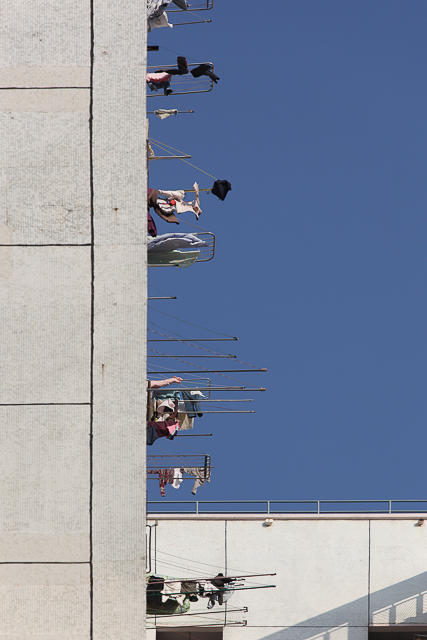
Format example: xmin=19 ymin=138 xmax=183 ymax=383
xmin=148 ymin=232 xmax=208 ymax=253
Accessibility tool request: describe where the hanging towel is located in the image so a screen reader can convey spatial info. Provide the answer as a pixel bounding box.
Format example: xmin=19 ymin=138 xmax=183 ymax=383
xmin=154 ymin=109 xmax=178 ymax=120
xmin=148 ymin=11 xmax=173 ymax=31
xmin=177 ymin=411 xmax=194 ymax=430
xmin=211 ymin=179 xmax=232 ymax=201
xmin=158 ymin=189 xmax=185 ymax=201
xmin=192 ymin=182 xmax=202 ymax=219
xmin=147 ymin=0 xmax=169 ymax=19
xmin=172 ymin=468 xmax=183 ymax=489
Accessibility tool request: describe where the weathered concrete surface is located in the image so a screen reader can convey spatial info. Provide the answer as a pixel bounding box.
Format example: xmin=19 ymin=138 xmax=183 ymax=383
xmin=0 ymin=0 xmax=147 ymax=637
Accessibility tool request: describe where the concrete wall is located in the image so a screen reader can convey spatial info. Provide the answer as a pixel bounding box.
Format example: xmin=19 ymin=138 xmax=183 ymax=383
xmin=146 ymin=515 xmax=427 ymax=640
xmin=0 ymin=1 xmax=147 ymax=638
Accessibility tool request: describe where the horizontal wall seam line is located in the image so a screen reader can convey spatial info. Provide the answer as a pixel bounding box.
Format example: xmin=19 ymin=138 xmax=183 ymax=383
xmin=0 ymin=561 xmax=90 ymax=565
xmin=0 ymin=403 xmax=91 ymax=406
xmin=0 ymin=87 xmax=90 ymax=90
xmin=0 ymin=244 xmax=92 ymax=247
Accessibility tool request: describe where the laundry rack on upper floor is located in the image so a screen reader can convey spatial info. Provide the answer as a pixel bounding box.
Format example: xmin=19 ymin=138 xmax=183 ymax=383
xmin=147 ymin=378 xmax=212 ymax=421
xmin=166 ymin=0 xmax=214 ymax=25
xmin=147 ymin=62 xmax=216 ymax=96
xmin=147 ymin=231 xmax=215 ymax=267
xmin=167 ymin=0 xmax=214 ymax=11
xmin=147 ymin=454 xmax=212 ymax=477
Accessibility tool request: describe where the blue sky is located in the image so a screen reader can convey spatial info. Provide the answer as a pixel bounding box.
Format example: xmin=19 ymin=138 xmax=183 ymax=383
xmin=146 ymin=1 xmax=427 ymax=508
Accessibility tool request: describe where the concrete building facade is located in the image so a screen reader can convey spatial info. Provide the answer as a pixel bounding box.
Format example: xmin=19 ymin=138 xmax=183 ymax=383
xmin=0 ymin=1 xmax=147 ymax=638
xmin=147 ymin=513 xmax=427 ymax=640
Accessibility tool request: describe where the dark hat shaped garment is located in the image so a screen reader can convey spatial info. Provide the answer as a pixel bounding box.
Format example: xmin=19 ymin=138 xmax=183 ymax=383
xmin=211 ymin=179 xmax=232 ymax=201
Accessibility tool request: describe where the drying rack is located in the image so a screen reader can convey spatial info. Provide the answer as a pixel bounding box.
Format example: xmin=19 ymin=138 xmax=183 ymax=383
xmin=147 ymin=231 xmax=215 ymax=267
xmin=147 ymin=454 xmax=211 ymax=479
xmin=167 ymin=0 xmax=214 ymax=11
xmin=166 ymin=0 xmax=214 ymax=26
xmin=147 ymin=378 xmax=211 ymax=421
xmin=147 ymin=62 xmax=216 ymax=96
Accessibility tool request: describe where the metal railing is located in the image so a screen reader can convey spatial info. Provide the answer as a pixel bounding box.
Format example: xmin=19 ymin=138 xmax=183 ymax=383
xmin=147 ymin=499 xmax=427 ymax=515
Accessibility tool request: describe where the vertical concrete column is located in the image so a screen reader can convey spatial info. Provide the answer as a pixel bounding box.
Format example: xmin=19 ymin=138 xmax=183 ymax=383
xmin=92 ymin=0 xmax=147 ymax=638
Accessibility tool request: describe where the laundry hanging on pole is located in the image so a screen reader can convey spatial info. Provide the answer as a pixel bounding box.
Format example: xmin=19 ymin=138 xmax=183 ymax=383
xmin=154 ymin=109 xmax=178 ymax=120
xmin=146 ymin=72 xmax=173 ymax=96
xmin=156 ymin=188 xmax=202 ymax=220
xmin=148 ymin=188 xmax=179 ymax=224
xmin=147 ymin=0 xmax=188 ymax=21
xmin=147 ymin=1 xmax=189 ymax=31
xmin=211 ymin=179 xmax=232 ymax=201
xmin=190 ymin=63 xmax=220 ymax=84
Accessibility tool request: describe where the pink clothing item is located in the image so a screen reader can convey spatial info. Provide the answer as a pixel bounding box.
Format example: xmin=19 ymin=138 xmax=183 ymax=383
xmin=146 ymin=72 xmax=172 ymax=83
xmin=147 ymin=376 xmax=182 ymax=389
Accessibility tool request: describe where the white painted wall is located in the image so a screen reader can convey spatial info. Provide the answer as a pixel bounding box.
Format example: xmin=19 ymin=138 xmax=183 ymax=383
xmin=147 ymin=515 xmax=427 ymax=640
xmin=0 ymin=0 xmax=147 ymax=638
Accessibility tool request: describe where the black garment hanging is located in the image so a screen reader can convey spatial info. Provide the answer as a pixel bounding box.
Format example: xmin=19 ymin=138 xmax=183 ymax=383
xmin=148 ymin=211 xmax=158 ymax=237
xmin=211 ymin=179 xmax=232 ymax=201
xmin=157 ymin=56 xmax=189 ymax=76
xmin=190 ymin=63 xmax=220 ymax=84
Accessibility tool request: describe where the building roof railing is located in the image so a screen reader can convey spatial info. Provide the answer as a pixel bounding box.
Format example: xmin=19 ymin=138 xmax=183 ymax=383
xmin=147 ymin=499 xmax=427 ymax=515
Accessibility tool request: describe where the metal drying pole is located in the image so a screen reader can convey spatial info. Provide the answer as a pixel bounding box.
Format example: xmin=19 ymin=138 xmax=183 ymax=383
xmin=148 ymin=355 xmax=237 ymax=358
xmin=151 ymin=369 xmax=267 ymax=374
xmin=147 ymin=338 xmax=239 ymax=342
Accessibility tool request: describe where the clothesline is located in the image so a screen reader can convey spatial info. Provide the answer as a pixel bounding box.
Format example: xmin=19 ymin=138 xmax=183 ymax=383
xmin=149 ymin=138 xmax=218 ymax=179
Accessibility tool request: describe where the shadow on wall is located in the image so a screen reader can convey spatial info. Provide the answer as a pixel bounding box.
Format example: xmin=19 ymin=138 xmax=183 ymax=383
xmin=259 ymin=572 xmax=427 ymax=640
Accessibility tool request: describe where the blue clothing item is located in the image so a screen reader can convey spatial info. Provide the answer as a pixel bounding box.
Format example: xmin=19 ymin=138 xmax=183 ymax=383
xmin=147 ymin=425 xmax=159 ymax=446
xmin=181 ymin=391 xmax=203 ymax=418
xmin=153 ymin=390 xmax=181 ymax=401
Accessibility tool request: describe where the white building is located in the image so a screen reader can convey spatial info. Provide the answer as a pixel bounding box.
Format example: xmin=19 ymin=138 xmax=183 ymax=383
xmin=0 ymin=1 xmax=147 ymax=638
xmin=147 ymin=511 xmax=427 ymax=640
